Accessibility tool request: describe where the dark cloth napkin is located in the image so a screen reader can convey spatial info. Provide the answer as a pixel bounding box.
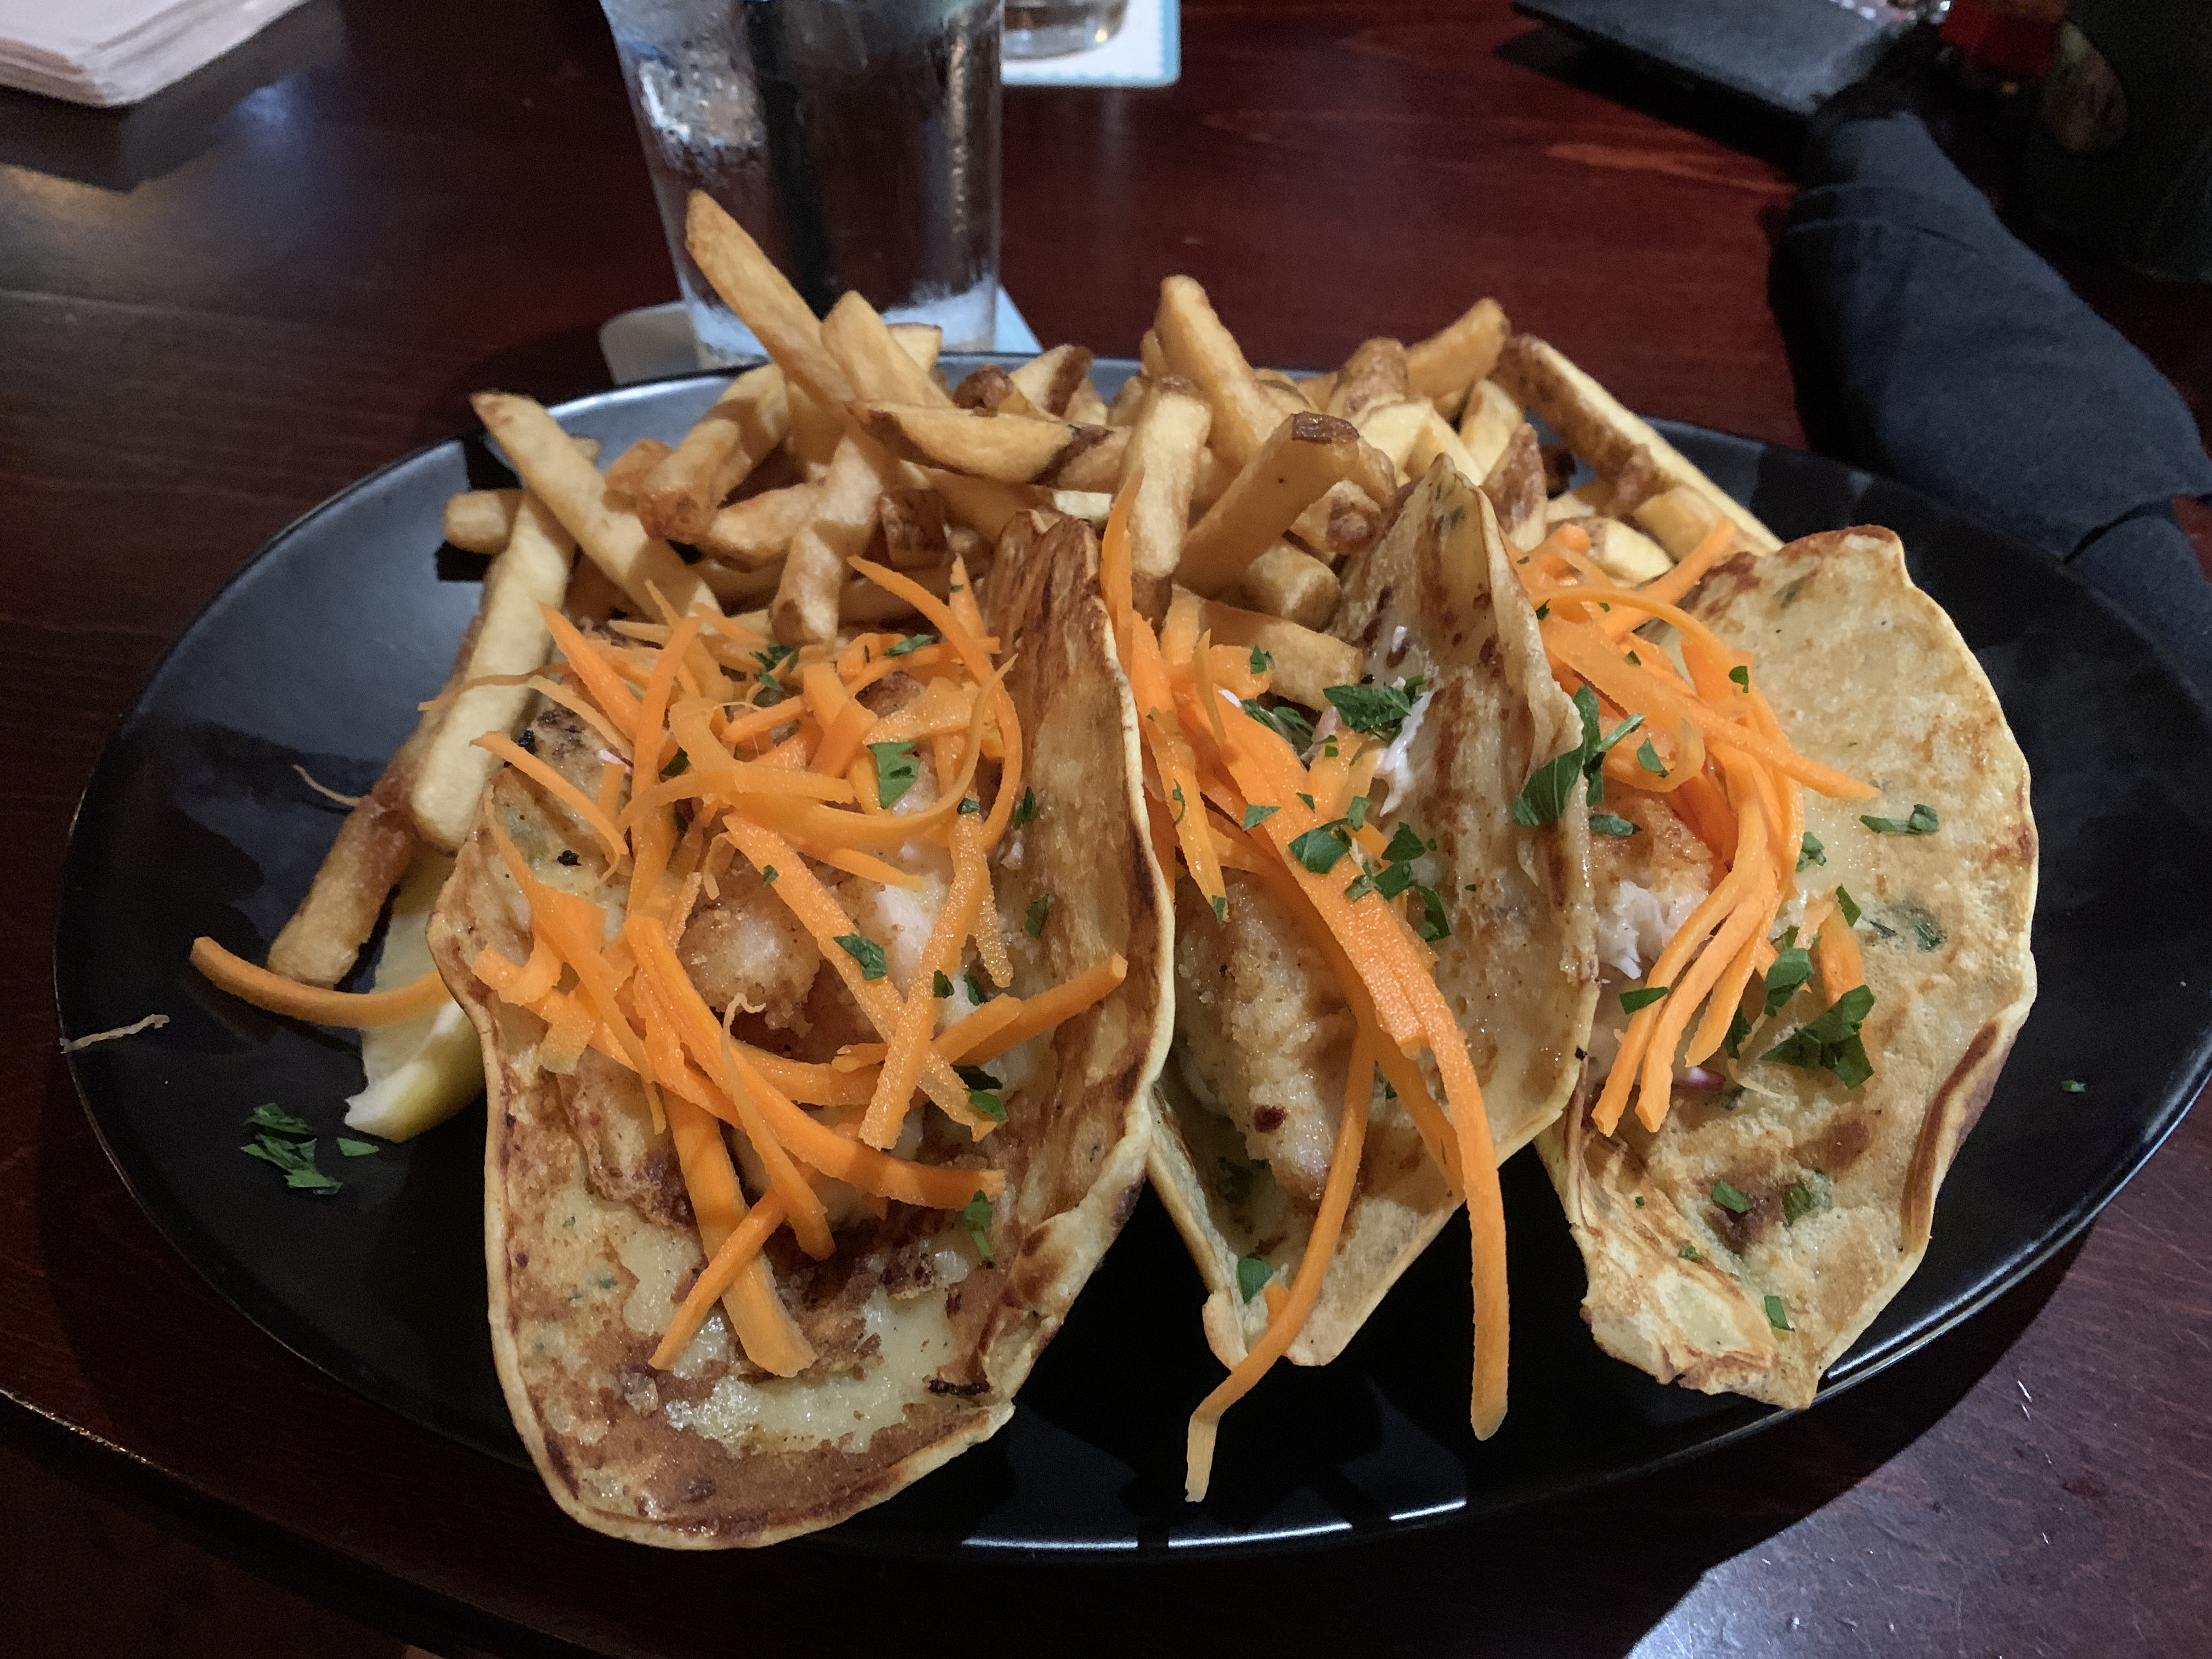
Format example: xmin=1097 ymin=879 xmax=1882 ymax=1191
xmin=1777 ymin=108 xmax=2212 ymax=699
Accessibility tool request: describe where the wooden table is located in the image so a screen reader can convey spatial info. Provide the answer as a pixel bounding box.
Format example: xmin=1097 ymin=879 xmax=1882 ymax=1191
xmin=4 ymin=3 xmax=2208 ymax=1654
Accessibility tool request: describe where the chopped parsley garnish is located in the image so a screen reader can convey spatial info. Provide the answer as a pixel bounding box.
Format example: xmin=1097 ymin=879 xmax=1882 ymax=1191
xmin=1212 ymin=893 xmax=1228 ymax=922
xmin=833 ymin=934 xmax=888 ymax=981
xmin=885 ymin=631 xmax=935 ymax=656
xmin=1728 ymin=665 xmax=1750 ymax=690
xmin=958 ymin=796 xmax=981 ymax=815
xmin=761 ymin=865 xmax=778 ymax=884
xmin=961 ymin=1194 xmax=995 ymax=1263
xmin=249 ymin=1103 xmax=314 ymax=1138
xmin=1024 ymin=892 xmax=1053 ymax=937
xmin=1590 ymin=812 xmax=1638 ymax=837
xmin=955 ymin=1064 xmax=1006 ymax=1121
xmin=965 ymin=970 xmax=993 ymax=1005
xmin=241 ymin=1106 xmax=341 ymax=1195
xmin=1373 ymin=859 xmax=1419 ymax=900
xmin=1621 ymin=985 xmax=1671 ymax=1014
xmin=868 ymin=741 xmax=921 ymax=808
xmin=1249 ymin=646 xmax=1272 ymax=675
xmin=1012 ymin=786 xmax=1039 ymax=827
xmin=1510 ymin=685 xmax=1644 ymax=826
xmin=1782 ymin=1172 xmax=1831 ymax=1227
xmin=1860 ymin=803 xmax=1939 ymax=836
xmin=1764 ymin=1294 xmax=1794 ymax=1332
xmin=2061 ymin=1079 xmax=2087 ymax=1094
xmin=1679 ymin=1244 xmax=1701 ymax=1261
xmin=1171 ymin=781 xmax=1188 ymax=823
xmin=1409 ymin=883 xmax=1452 ymax=941
xmin=1912 ymin=912 xmax=1946 ymax=951
xmin=1797 ymin=832 xmax=1825 ymax=871
xmin=1637 ymin=738 xmax=1666 ymax=776
xmin=1835 ymin=885 xmax=1861 ymax=927
xmin=1634 ymin=1195 xmax=1646 ymax=1207
xmin=1534 ymin=601 xmax=1550 ymax=620
xmin=1243 ymin=803 xmax=1279 ymax=830
xmin=1345 ymin=794 xmax=1370 ymax=831
xmin=661 ymin=748 xmax=690 ymax=780
xmin=1626 ymin=651 xmax=1641 ymax=667
xmin=1711 ymin=1180 xmax=1752 ymax=1214
xmin=1288 ymin=824 xmax=1352 ymax=874
xmin=1215 ymin=1158 xmax=1252 ymax=1203
xmin=1297 ymin=793 xmax=1316 ymax=811
xmin=1723 ymin=1009 xmax=1752 ymax=1062
xmin=1240 ymin=698 xmax=1313 ymax=747
xmin=933 ymin=970 xmax=954 ymax=998
xmin=753 ymin=641 xmax=797 ymax=678
xmin=1763 ymin=945 xmax=1814 ymax=1017
xmin=1324 ymin=679 xmax=1425 ymax=741
xmin=1379 ymin=822 xmax=1428 ymax=865
xmin=1236 ymin=1255 xmax=1272 ymax=1303
xmin=1762 ymin=984 xmax=1877 ymax=1087
xmin=1345 ymin=869 xmax=1375 ymax=901
xmin=336 ymin=1137 xmax=379 ymax=1158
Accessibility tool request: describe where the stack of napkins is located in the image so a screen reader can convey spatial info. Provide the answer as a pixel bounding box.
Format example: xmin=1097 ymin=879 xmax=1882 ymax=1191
xmin=0 ymin=0 xmax=312 ymax=107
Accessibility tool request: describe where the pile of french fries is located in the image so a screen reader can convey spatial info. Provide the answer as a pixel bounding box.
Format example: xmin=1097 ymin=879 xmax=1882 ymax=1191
xmin=275 ymin=188 xmax=1776 ymax=994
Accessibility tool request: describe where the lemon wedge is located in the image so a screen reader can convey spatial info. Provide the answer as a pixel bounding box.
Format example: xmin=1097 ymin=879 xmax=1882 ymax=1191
xmin=343 ymin=849 xmax=484 ymax=1141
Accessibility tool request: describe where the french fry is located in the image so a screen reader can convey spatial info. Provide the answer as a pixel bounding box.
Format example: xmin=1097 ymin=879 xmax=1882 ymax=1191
xmin=1064 ymin=378 xmax=1110 ymax=426
xmin=699 ymin=480 xmax=823 ymax=568
xmin=925 ymin=467 xmax=1040 ymax=541
xmin=1457 ymin=378 xmax=1521 ymax=478
xmin=1405 ymin=297 xmax=1506 ymax=400
xmin=841 ymin=560 xmax=952 ymax=623
xmin=1481 ymin=422 xmax=1548 ymax=552
xmin=410 ymin=492 xmax=577 ymax=852
xmin=1287 ymin=479 xmax=1384 ymax=565
xmin=1047 ymin=490 xmax=1113 ymax=527
xmin=1256 ymin=370 xmax=1312 ymax=419
xmin=698 ymin=557 xmax=788 ymax=609
xmin=266 ymin=786 xmax=421 ymax=988
xmin=785 ymin=382 xmax=845 ymax=469
xmin=1300 ymin=370 xmax=1338 ymax=410
xmin=1176 ymin=412 xmax=1368 ymax=597
xmin=1326 ymin=338 xmax=1408 ymax=420
xmin=1632 ymin=483 xmax=1743 ymax=561
xmin=1408 ymin=408 xmax=1483 ymax=488
xmin=1052 ymin=427 xmax=1131 ymax=492
xmin=1224 ymin=541 xmax=1340 ymax=629
xmin=875 ymin=486 xmax=949 ymax=569
xmin=951 ymin=363 xmax=1036 ymax=415
xmin=1190 ymin=445 xmax=1236 ymax=516
xmin=775 ymin=432 xmax=894 ymax=645
xmin=1352 ymin=399 xmax=1431 ymax=477
xmin=603 ymin=438 xmax=673 ymax=510
xmin=683 ymin=192 xmax=854 ymax=408
xmin=1152 ymin=275 xmax=1281 ymax=472
xmin=1189 ymin=596 xmax=1363 ymax=710
xmin=1139 ymin=328 xmax=1169 ymax=379
xmin=1124 ymin=376 xmax=1212 ymax=619
xmin=1009 ymin=344 xmax=1095 ymax=416
xmin=1584 ymin=516 xmax=1674 ymax=584
xmin=443 ymin=488 xmax=521 ymax=554
xmin=472 ymin=392 xmax=722 ymax=618
xmin=851 ymin=402 xmax=1114 ymax=487
xmin=636 ymin=363 xmax=789 ymax=543
xmin=886 ymin=321 xmax=943 ymax=373
xmin=563 ymin=559 xmax=628 ymax=623
xmin=1104 ymin=372 xmax=1150 ymax=427
xmin=1492 ymin=332 xmax=1779 ymax=552
xmin=822 ymin=290 xmax=953 ymax=406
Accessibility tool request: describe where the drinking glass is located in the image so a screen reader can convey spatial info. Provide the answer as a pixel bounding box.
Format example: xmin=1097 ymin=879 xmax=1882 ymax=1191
xmin=1002 ymin=0 xmax=1129 ymax=59
xmin=600 ymin=0 xmax=1002 ymax=365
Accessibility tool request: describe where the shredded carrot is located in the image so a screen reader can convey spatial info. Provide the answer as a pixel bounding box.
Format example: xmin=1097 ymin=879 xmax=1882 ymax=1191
xmin=189 ymin=939 xmax=450 ymax=1026
xmin=474 ymin=732 xmax=630 ymax=867
xmin=860 ymin=812 xmax=992 ymax=1148
xmin=539 ymin=605 xmax=645 ymax=734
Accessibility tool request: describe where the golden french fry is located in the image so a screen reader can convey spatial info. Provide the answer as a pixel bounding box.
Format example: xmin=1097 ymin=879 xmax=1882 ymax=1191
xmin=1482 ymin=422 xmax=1549 ymax=552
xmin=603 ymin=437 xmax=673 ymax=510
xmin=1189 ymin=595 xmax=1364 ymax=710
xmin=785 ymin=382 xmax=845 ymax=469
xmin=1493 ymin=332 xmax=1779 ymax=552
xmin=875 ymin=486 xmax=949 ymax=569
xmin=1104 ymin=371 xmax=1150 ymax=428
xmin=683 ymin=193 xmax=854 ymax=408
xmin=1125 ymin=376 xmax=1212 ymax=619
xmin=1046 ymin=490 xmax=1113 ymax=527
xmin=924 ymin=467 xmax=1040 ymax=540
xmin=775 ymin=432 xmax=893 ymax=645
xmin=1406 ymin=297 xmax=1506 ymax=400
xmin=266 ymin=787 xmax=421 ymax=988
xmin=842 ymin=559 xmax=952 ymax=624
xmin=1190 ymin=445 xmax=1236 ymax=516
xmin=1408 ymin=408 xmax=1483 ymax=487
xmin=562 ymin=559 xmax=628 ymax=623
xmin=1457 ymin=378 xmax=1521 ymax=478
xmin=1063 ymin=377 xmax=1109 ymax=426
xmin=851 ymin=402 xmax=1113 ymax=487
xmin=698 ymin=480 xmax=822 ymax=568
xmin=1139 ymin=328 xmax=1170 ymax=379
xmin=1255 ymin=370 xmax=1313 ymax=419
xmin=951 ymin=363 xmax=1037 ymax=415
xmin=636 ymin=363 xmax=789 ymax=543
xmin=443 ymin=488 xmax=521 ymax=555
xmin=1287 ymin=479 xmax=1384 ymax=566
xmin=1224 ymin=541 xmax=1340 ymax=629
xmin=1327 ymin=339 xmax=1408 ymax=420
xmin=472 ymin=392 xmax=721 ymax=618
xmin=697 ymin=557 xmax=787 ymax=609
xmin=1177 ymin=412 xmax=1368 ymax=597
xmin=1584 ymin=516 xmax=1674 ymax=584
xmin=410 ymin=492 xmax=577 ymax=853
xmin=1010 ymin=344 xmax=1096 ymax=416
xmin=1051 ymin=427 xmax=1131 ymax=492
xmin=822 ymin=290 xmax=953 ymax=405
xmin=1152 ymin=275 xmax=1281 ymax=471
xmin=1632 ymin=483 xmax=1743 ymax=561
xmin=886 ymin=320 xmax=942 ymax=373
xmin=1352 ymin=399 xmax=1431 ymax=477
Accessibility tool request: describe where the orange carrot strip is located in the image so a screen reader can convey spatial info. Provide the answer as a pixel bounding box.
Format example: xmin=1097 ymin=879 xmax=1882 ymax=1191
xmin=472 ymin=933 xmax=561 ymax=1005
xmin=650 ymin=1186 xmax=796 ymax=1370
xmin=860 ymin=811 xmax=992 ymax=1148
xmin=662 ymin=1089 xmax=815 ymax=1375
xmin=1619 ymin=516 xmax=1736 ymax=622
xmin=526 ymin=674 xmax=633 ymax=760
xmin=189 ymin=940 xmax=449 ymax=1026
xmin=540 ymin=606 xmax=645 ymax=733
xmin=950 ymin=955 xmax=1127 ymax=1064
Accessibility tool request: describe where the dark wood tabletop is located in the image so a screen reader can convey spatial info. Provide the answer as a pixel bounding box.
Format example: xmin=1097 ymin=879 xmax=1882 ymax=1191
xmin=4 ymin=2 xmax=2209 ymax=1654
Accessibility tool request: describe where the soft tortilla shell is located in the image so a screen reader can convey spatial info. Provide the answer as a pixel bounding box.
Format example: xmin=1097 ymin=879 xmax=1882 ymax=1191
xmin=1150 ymin=463 xmax=1597 ymax=1367
xmin=429 ymin=519 xmax=1170 ymax=1546
xmin=1537 ymin=528 xmax=2038 ymax=1408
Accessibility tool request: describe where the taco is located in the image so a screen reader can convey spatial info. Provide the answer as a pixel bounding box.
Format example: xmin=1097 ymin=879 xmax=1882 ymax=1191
xmin=427 ymin=520 xmax=1171 ymax=1547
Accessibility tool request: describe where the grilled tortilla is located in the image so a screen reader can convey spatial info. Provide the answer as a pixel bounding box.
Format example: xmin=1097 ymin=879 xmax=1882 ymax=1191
xmin=427 ymin=518 xmax=1171 ymax=1547
xmin=1149 ymin=462 xmax=1598 ymax=1367
xmin=1536 ymin=527 xmax=2037 ymax=1408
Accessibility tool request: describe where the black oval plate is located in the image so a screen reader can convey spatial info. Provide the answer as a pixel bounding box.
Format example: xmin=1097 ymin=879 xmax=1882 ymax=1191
xmin=54 ymin=364 xmax=2212 ymax=1558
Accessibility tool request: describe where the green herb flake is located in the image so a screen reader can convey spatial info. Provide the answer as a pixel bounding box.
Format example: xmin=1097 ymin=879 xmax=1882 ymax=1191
xmin=965 ymin=970 xmax=993 ymax=1005
xmin=1012 ymin=786 xmax=1039 ymax=827
xmin=1912 ymin=913 xmax=1946 ymax=951
xmin=1024 ymin=892 xmax=1053 ymax=938
xmin=752 ymin=641 xmax=797 ymax=679
xmin=1324 ymin=680 xmax=1424 ymax=740
xmin=1236 ymin=1255 xmax=1273 ymax=1304
xmin=1723 ymin=1009 xmax=1753 ymax=1062
xmin=1410 ymin=883 xmax=1452 ymax=941
xmin=1860 ymin=802 xmax=1939 ymax=837
xmin=1242 ymin=803 xmax=1280 ymax=831
xmin=1589 ymin=812 xmax=1639 ymax=837
xmin=1626 ymin=651 xmax=1642 ymax=667
xmin=1345 ymin=870 xmax=1375 ymax=902
xmin=1762 ymin=984 xmax=1877 ymax=1087
xmin=1764 ymin=1294 xmax=1794 ymax=1332
xmin=1288 ymin=825 xmax=1352 ymax=874
xmin=336 ymin=1137 xmax=379 ymax=1158
xmin=866 ymin=741 xmax=922 ymax=808
xmin=1297 ymin=792 xmax=1316 ymax=811
xmin=1510 ymin=686 xmax=1644 ymax=827
xmin=1711 ymin=1180 xmax=1753 ymax=1214
xmin=1376 ymin=822 xmax=1423 ymax=865
xmin=1637 ymin=738 xmax=1667 ymax=776
xmin=1373 ymin=859 xmax=1418 ymax=900
xmin=240 ymin=1113 xmax=342 ymax=1195
xmin=660 ymin=748 xmax=690 ymax=780
xmin=1634 ymin=1195 xmax=1646 ymax=1207
xmin=1782 ymin=1172 xmax=1831 ymax=1227
xmin=1215 ymin=1158 xmax=1252 ymax=1203
xmin=961 ymin=1194 xmax=995 ymax=1263
xmin=884 ymin=631 xmax=936 ymax=657
xmin=1798 ymin=832 xmax=1825 ymax=871
xmin=1679 ymin=1244 xmax=1701 ymax=1261
xmin=1836 ymin=885 xmax=1861 ymax=927
xmin=1240 ymin=699 xmax=1314 ymax=748
xmin=1729 ymin=664 xmax=1750 ymax=690
xmin=933 ymin=970 xmax=955 ymax=998
xmin=1212 ymin=893 xmax=1228 ymax=923
xmin=1535 ymin=601 xmax=1550 ymax=620
xmin=1249 ymin=646 xmax=1272 ymax=675
xmin=2061 ymin=1079 xmax=2087 ymax=1094
xmin=761 ymin=865 xmax=778 ymax=884
xmin=1345 ymin=794 xmax=1370 ymax=831
xmin=247 ymin=1103 xmax=315 ymax=1141
xmin=1762 ymin=946 xmax=1814 ymax=1017
xmin=834 ymin=934 xmax=889 ymax=981
xmin=1621 ymin=985 xmax=1671 ymax=1014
